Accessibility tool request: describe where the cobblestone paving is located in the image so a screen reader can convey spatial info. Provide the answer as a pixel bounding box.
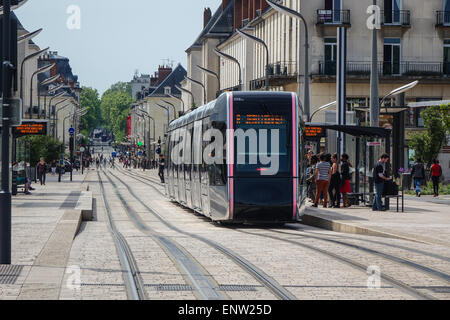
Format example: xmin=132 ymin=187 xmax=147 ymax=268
xmin=114 ymin=168 xmax=436 ymax=300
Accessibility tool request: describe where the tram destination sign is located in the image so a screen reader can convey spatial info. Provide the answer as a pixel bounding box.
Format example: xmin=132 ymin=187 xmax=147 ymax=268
xmin=12 ymin=121 xmax=48 ymax=137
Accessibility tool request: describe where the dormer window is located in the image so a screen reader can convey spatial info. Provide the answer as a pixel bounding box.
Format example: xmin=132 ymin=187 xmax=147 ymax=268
xmin=165 ymin=87 xmax=171 ymax=95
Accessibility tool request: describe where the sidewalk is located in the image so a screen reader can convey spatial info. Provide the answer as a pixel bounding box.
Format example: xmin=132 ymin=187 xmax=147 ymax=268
xmin=0 ymin=169 xmax=90 ymax=300
xmin=302 ymin=196 xmax=450 ymax=246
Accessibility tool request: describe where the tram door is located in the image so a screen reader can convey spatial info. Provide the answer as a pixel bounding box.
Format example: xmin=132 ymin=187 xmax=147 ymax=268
xmin=192 ymin=120 xmax=202 ymax=210
xmin=172 ymin=129 xmax=180 ymax=202
xmin=200 ymin=118 xmax=211 ymax=216
xmin=184 ymin=123 xmax=193 ymax=209
xmin=178 ymin=128 xmax=187 ymax=204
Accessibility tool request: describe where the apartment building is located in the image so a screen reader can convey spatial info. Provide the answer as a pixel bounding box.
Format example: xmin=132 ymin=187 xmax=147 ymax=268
xmin=186 ymin=0 xmax=450 ymax=174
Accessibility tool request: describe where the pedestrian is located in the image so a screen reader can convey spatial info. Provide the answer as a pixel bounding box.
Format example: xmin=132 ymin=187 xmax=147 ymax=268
xmin=340 ymin=153 xmax=352 ymax=208
xmin=372 ymin=153 xmax=391 ymax=211
xmin=36 ymin=157 xmax=47 ymax=186
xmin=158 ymin=155 xmax=166 ymax=183
xmin=328 ymin=153 xmax=341 ymax=208
xmin=430 ymin=159 xmax=443 ymax=197
xmin=411 ymin=158 xmax=425 ymax=197
xmin=312 ymin=153 xmax=331 ymax=208
xmin=51 ymin=160 xmax=57 ymax=175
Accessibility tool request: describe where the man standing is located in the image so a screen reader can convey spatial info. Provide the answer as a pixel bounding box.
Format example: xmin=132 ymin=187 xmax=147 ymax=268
xmin=312 ymin=154 xmax=331 ymax=208
xmin=372 ymin=153 xmax=391 ymax=211
xmin=158 ymin=155 xmax=166 ymax=183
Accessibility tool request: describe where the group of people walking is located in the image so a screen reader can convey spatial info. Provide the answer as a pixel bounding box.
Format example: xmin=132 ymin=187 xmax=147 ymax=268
xmin=307 ymin=151 xmax=353 ymax=209
xmin=411 ymin=158 xmax=443 ymax=197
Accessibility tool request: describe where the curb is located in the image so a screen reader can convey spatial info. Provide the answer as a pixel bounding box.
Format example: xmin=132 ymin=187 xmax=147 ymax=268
xmin=301 ymin=211 xmax=429 ymax=244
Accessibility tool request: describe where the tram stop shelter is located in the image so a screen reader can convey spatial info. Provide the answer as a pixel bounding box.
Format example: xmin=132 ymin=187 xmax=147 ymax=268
xmin=304 ymin=123 xmax=401 ymax=210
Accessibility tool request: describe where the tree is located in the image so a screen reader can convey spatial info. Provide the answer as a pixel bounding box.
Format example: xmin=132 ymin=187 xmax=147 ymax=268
xmin=100 ymin=82 xmax=134 ymax=142
xmin=20 ymin=135 xmax=64 ymax=166
xmin=80 ymin=87 xmax=102 ymax=133
xmin=409 ymin=105 xmax=448 ymax=167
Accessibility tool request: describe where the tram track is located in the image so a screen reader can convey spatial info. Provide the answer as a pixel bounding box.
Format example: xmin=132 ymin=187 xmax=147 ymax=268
xmin=117 ymin=167 xmax=450 ymax=300
xmin=97 ymin=171 xmax=147 ymax=300
xmin=99 ymin=169 xmax=225 ymax=300
xmin=106 ymin=168 xmax=297 ymax=300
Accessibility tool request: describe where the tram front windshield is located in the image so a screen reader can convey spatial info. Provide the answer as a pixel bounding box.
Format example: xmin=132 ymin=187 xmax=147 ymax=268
xmin=234 ymin=97 xmax=292 ymax=177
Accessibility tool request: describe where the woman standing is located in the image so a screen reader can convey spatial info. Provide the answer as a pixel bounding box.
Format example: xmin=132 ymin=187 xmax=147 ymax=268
xmin=430 ymin=159 xmax=442 ymax=197
xmin=328 ymin=153 xmax=341 ymax=208
xmin=340 ymin=154 xmax=352 ymax=208
xmin=36 ymin=158 xmax=47 ymax=186
xmin=51 ymin=160 xmax=57 ymax=175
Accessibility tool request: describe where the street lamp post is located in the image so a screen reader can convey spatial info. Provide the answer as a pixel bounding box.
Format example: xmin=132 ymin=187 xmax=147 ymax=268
xmin=266 ymin=0 xmax=310 ymax=120
xmin=29 ymin=63 xmax=55 ymax=119
xmin=309 ymin=101 xmax=337 ymax=122
xmin=38 ymin=73 xmax=60 ymax=119
xmin=162 ymin=100 xmax=177 ymax=119
xmin=380 ymin=81 xmax=419 ymax=112
xmin=155 ymin=103 xmax=170 ymax=127
xmin=214 ymin=48 xmax=242 ymax=91
xmin=175 ymin=85 xmax=195 ymax=110
xmin=237 ymin=28 xmax=270 ymax=91
xmin=55 ymin=101 xmax=73 ymax=139
xmin=185 ymin=76 xmax=207 ymax=105
xmin=168 ymin=93 xmax=185 ymax=115
xmin=48 ymin=91 xmax=66 ymax=119
xmin=19 ymin=47 xmax=49 ymax=102
xmin=196 ymin=65 xmax=220 ymax=95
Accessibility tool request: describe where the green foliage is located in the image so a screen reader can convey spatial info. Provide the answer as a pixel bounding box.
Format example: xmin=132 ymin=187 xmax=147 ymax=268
xmin=405 ymin=181 xmax=450 ymax=195
xmin=409 ymin=106 xmax=447 ymax=167
xmin=21 ymin=135 xmax=63 ymax=166
xmin=100 ymin=82 xmax=134 ymax=142
xmin=80 ymin=87 xmax=102 ymax=133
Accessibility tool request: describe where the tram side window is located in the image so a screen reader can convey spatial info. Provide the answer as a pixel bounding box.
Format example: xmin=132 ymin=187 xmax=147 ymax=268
xmin=214 ymin=124 xmax=227 ymax=186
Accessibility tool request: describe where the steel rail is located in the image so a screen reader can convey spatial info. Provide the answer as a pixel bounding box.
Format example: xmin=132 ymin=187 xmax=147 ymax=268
xmin=97 ymin=171 xmax=147 ymax=300
xmin=109 ymin=168 xmax=296 ymax=300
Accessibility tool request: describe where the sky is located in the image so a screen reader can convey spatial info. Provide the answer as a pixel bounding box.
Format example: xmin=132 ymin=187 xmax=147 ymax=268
xmin=15 ymin=0 xmax=221 ymax=95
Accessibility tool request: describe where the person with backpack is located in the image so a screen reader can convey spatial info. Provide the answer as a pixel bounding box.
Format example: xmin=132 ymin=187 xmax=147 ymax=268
xmin=411 ymin=158 xmax=425 ymax=197
xmin=328 ymin=153 xmax=341 ymax=208
xmin=430 ymin=159 xmax=443 ymax=197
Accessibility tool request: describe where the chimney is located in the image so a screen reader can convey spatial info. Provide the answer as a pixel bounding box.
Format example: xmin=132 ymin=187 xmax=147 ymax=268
xmin=157 ymin=65 xmax=172 ymax=85
xmin=222 ymin=0 xmax=231 ymax=10
xmin=204 ymin=8 xmax=212 ymax=28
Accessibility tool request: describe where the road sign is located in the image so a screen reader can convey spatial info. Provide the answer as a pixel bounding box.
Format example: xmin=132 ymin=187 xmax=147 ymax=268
xmin=156 ymin=148 xmax=161 ymax=155
xmin=138 ymin=150 xmax=143 ymax=156
xmin=79 ymin=147 xmax=85 ymax=152
xmin=367 ymin=141 xmax=382 ymax=147
xmin=112 ymin=151 xmax=117 ymax=157
xmin=69 ymin=127 xmax=75 ymax=135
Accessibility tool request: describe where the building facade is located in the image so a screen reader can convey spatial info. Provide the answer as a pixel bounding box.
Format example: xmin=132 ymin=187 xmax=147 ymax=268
xmin=186 ymin=0 xmax=450 ymax=177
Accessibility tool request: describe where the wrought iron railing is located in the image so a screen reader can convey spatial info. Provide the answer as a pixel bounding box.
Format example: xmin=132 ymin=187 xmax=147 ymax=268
xmin=381 ymin=10 xmax=410 ymax=26
xmin=318 ymin=60 xmax=450 ymax=76
xmin=436 ymin=11 xmax=450 ymax=26
xmin=267 ymin=61 xmax=297 ymax=77
xmin=316 ymin=9 xmax=351 ymax=25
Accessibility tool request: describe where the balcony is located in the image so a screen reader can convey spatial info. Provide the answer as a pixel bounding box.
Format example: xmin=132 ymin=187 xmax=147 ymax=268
xmin=436 ymin=11 xmax=450 ymax=27
xmin=317 ymin=61 xmax=450 ymax=78
xmin=381 ymin=10 xmax=410 ymax=27
xmin=249 ymin=61 xmax=297 ymax=90
xmin=316 ymin=9 xmax=351 ymax=26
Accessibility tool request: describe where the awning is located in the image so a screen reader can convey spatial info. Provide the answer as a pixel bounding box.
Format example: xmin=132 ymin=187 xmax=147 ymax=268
xmin=305 ymin=123 xmax=391 ymax=138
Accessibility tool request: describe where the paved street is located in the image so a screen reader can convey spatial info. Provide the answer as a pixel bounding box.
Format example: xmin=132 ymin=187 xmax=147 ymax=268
xmin=1 ymin=146 xmax=449 ymax=300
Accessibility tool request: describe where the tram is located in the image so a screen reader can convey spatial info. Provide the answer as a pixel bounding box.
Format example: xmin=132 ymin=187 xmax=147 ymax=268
xmin=165 ymin=91 xmax=307 ymax=224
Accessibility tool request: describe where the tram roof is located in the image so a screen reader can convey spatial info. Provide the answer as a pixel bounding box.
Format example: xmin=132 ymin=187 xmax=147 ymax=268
xmin=306 ymin=123 xmax=392 ymax=138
